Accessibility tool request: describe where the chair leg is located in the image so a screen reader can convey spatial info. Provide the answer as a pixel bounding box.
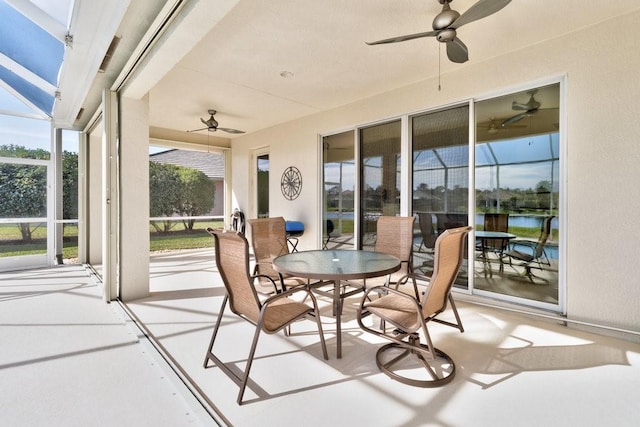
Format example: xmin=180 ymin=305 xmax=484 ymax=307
xmin=447 ymin=294 xmax=464 ymax=333
xmin=237 ymin=324 xmax=262 ymax=405
xmin=308 ymin=293 xmax=329 ymax=360
xmin=203 ymin=295 xmax=228 ymax=368
xmin=429 ymin=294 xmax=464 ymax=332
xmin=375 ymin=333 xmax=456 ymax=387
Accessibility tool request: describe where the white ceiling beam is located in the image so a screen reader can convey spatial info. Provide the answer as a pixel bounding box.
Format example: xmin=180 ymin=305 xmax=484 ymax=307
xmin=0 ymin=81 xmax=49 ymax=119
xmin=52 ymin=0 xmax=131 ymax=128
xmin=121 ymin=0 xmax=240 ymax=99
xmin=0 ymin=52 xmax=57 ymax=96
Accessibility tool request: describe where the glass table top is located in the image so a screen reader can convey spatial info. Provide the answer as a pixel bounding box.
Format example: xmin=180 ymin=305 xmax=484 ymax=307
xmin=273 ymin=249 xmax=400 ymax=280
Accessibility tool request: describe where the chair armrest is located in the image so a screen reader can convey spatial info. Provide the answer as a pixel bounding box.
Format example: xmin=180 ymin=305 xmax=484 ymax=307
xmin=261 ymin=284 xmax=314 ymax=307
xmin=393 ymin=273 xmax=432 ymax=299
xmin=362 ymin=285 xmax=422 ymax=307
xmin=251 ymin=274 xmax=279 ymax=294
xmin=508 ymin=239 xmax=536 ymax=254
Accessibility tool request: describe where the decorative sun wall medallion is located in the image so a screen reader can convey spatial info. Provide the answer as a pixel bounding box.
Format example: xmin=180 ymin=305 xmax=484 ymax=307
xmin=281 ymin=166 xmax=302 ymax=200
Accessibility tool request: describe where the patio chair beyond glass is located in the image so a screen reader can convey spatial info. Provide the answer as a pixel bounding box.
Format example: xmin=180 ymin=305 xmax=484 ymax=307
xmin=356 ymin=226 xmax=471 ymax=387
xmin=204 ymin=229 xmax=328 ymax=404
xmin=503 ymin=216 xmax=555 ymax=283
xmin=477 ymin=212 xmax=510 ymax=272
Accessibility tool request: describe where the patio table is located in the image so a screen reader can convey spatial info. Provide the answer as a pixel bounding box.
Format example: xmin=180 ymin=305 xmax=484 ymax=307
xmin=476 ymin=230 xmax=516 ymax=277
xmin=273 ymin=249 xmax=400 ymax=358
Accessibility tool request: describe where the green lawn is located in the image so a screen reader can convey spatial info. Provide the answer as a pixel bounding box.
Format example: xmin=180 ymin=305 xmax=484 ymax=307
xmin=2 ymin=218 xmax=554 ymax=259
xmin=0 ymin=220 xmax=224 ymax=259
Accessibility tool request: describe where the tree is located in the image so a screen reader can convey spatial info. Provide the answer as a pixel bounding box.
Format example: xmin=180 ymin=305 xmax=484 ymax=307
xmin=0 ymin=145 xmax=48 ymax=242
xmin=62 ymin=151 xmax=78 ymax=219
xmin=149 ymin=162 xmax=181 ymax=232
xmin=177 ymin=167 xmax=215 ymax=230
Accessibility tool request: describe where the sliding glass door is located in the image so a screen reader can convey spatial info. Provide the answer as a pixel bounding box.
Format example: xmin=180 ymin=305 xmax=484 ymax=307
xmin=474 ymin=83 xmax=561 ymax=306
xmin=320 ymin=81 xmax=563 ymax=311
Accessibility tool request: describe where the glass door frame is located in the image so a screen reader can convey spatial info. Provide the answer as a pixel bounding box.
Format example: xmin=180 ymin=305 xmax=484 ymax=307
xmin=318 ymin=77 xmax=566 ymax=314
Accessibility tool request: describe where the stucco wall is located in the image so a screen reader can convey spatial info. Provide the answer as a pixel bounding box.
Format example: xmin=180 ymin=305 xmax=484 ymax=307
xmin=230 ymin=10 xmax=640 ymax=333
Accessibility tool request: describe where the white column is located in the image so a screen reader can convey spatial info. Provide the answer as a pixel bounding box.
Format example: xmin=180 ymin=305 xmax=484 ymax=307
xmin=118 ymin=95 xmax=150 ymax=301
xmin=87 ymin=125 xmax=103 ymax=265
xmin=102 ymin=91 xmax=118 ymax=301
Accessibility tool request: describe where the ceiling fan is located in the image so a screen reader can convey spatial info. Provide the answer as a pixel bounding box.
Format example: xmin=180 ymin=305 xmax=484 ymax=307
xmin=187 ymin=110 xmax=245 ymax=134
xmin=501 ymin=90 xmax=543 ymax=126
xmin=366 ymin=0 xmax=512 ymax=64
xmin=478 ymin=117 xmax=526 ymax=134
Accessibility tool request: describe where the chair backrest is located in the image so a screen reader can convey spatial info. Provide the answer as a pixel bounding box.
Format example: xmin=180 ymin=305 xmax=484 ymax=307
xmin=422 ymin=226 xmax=471 ymax=317
xmin=208 ymin=229 xmax=261 ymax=323
xmin=375 ymin=216 xmax=416 ymax=275
xmin=534 ymin=216 xmax=555 ymax=258
xmin=417 ymin=212 xmax=436 ymax=250
xmin=435 ymin=213 xmax=467 ymax=234
xmin=247 ymin=217 xmax=289 ymax=278
xmin=484 ymin=213 xmax=509 ymax=250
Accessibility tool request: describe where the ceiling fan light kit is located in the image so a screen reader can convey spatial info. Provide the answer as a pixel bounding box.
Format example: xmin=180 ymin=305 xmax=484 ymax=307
xmin=366 ymin=0 xmax=512 ymax=64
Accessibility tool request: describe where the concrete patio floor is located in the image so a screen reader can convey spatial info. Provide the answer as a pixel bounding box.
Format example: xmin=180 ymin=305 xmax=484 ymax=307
xmin=2 ymin=250 xmax=640 ymax=426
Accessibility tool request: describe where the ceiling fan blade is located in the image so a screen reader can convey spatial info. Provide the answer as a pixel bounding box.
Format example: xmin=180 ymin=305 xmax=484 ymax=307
xmin=366 ymin=30 xmax=438 ymax=45
xmin=446 ymin=37 xmax=468 ymax=63
xmin=511 ymin=102 xmax=532 ymax=111
xmin=187 ymin=127 xmax=209 ymax=133
xmin=217 ymin=127 xmax=245 ymax=134
xmin=502 ymin=113 xmax=526 ymax=126
xmin=200 ymin=117 xmax=209 ymax=126
xmin=451 ymin=0 xmax=512 ymax=29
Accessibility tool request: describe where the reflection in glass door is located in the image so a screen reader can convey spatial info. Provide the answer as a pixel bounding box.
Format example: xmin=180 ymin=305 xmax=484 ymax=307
xmin=475 ymin=83 xmax=560 ymax=307
xmin=411 ymin=106 xmax=470 ymax=288
xmin=360 ymin=121 xmax=401 ymax=250
xmin=322 ymin=131 xmax=355 ymax=249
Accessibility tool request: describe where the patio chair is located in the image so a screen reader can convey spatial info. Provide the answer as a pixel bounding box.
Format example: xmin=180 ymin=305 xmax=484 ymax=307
xmin=203 ymin=229 xmax=328 ymax=404
xmin=477 ymin=213 xmax=509 ymax=272
xmin=323 ymin=219 xmax=336 ymax=250
xmin=247 ymin=217 xmax=308 ymax=292
xmin=359 ymin=216 xmax=416 ymax=290
xmin=417 ymin=212 xmax=437 ymax=254
xmin=415 ymin=212 xmax=437 ymax=274
xmin=356 ymin=226 xmax=471 ymax=387
xmin=503 ymin=216 xmax=555 ymax=283
xmin=435 ymin=213 xmax=467 ymax=234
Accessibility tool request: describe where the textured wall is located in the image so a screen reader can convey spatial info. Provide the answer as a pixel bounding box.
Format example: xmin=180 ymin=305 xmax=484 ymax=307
xmin=230 ymin=10 xmax=640 ymax=335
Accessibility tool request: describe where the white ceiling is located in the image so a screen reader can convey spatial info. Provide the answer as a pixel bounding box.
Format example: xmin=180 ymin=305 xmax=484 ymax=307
xmin=108 ymin=0 xmax=640 ymax=139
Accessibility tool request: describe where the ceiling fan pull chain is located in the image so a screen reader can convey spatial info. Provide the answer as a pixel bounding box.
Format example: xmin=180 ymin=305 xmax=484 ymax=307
xmin=438 ymin=43 xmax=442 ymax=91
